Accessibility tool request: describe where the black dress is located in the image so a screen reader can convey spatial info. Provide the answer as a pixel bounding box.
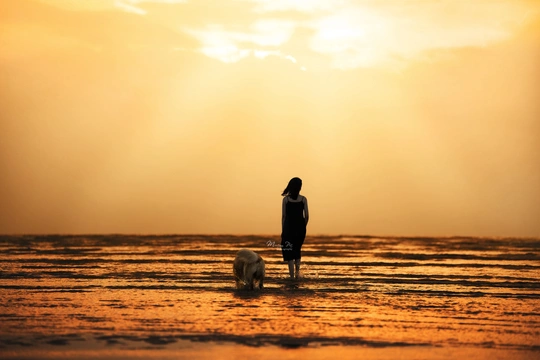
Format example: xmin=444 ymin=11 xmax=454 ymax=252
xmin=281 ymin=197 xmax=306 ymax=261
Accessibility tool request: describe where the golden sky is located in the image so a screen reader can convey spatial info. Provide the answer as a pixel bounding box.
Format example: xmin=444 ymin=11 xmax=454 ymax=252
xmin=1 ymin=0 xmax=539 ymax=236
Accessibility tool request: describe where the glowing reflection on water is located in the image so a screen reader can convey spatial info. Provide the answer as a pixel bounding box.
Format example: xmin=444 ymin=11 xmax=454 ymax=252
xmin=0 ymin=235 xmax=538 ymax=357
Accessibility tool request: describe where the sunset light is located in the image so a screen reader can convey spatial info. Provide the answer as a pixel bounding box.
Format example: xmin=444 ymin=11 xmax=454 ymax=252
xmin=1 ymin=0 xmax=539 ymax=236
xmin=1 ymin=2 xmax=539 ymax=359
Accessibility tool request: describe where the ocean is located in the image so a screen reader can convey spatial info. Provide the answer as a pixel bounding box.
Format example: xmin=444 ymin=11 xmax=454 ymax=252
xmin=0 ymin=234 xmax=538 ymax=359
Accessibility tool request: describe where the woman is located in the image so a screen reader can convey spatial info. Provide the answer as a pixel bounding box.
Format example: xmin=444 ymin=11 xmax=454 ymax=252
xmin=281 ymin=177 xmax=309 ymax=279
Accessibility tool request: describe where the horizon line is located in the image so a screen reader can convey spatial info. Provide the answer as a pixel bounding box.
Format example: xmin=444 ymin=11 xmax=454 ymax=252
xmin=0 ymin=233 xmax=538 ymax=240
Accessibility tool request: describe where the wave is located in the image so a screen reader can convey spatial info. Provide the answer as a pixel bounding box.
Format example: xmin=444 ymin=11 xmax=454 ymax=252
xmin=0 ymin=234 xmax=539 ymax=353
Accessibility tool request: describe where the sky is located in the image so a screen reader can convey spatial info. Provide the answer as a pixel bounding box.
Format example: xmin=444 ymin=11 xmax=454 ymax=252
xmin=0 ymin=0 xmax=539 ymax=237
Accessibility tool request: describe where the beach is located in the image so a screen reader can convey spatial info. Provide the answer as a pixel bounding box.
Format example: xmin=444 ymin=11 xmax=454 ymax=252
xmin=0 ymin=234 xmax=538 ymax=359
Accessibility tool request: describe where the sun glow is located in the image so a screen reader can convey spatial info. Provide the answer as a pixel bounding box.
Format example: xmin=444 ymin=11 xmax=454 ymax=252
xmin=1 ymin=0 xmax=540 ymax=236
xmin=32 ymin=0 xmax=539 ymax=70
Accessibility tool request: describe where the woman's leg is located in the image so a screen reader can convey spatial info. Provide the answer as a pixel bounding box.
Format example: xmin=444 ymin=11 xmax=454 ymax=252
xmin=294 ymin=259 xmax=301 ymax=278
xmin=287 ymin=260 xmax=295 ymax=279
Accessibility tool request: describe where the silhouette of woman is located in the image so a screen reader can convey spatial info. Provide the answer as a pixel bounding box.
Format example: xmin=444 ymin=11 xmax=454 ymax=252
xmin=281 ymin=177 xmax=309 ymax=279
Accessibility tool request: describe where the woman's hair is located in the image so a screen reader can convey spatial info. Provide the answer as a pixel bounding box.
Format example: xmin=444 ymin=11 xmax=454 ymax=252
xmin=282 ymin=177 xmax=302 ymax=200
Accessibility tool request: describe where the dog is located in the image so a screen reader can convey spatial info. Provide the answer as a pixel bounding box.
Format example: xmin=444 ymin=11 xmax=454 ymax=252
xmin=233 ymin=249 xmax=265 ymax=290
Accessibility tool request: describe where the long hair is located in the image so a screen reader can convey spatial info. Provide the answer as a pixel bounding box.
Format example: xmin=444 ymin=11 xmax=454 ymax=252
xmin=282 ymin=177 xmax=302 ymax=200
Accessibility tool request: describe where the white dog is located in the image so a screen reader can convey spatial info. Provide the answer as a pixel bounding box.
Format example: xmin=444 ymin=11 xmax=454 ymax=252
xmin=233 ymin=249 xmax=265 ymax=290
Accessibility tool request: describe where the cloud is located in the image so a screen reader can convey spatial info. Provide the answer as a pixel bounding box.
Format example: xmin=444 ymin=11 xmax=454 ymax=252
xmin=175 ymin=0 xmax=540 ymax=69
xmin=306 ymin=0 xmax=539 ymax=69
xmin=1 ymin=0 xmax=199 ymax=54
xmin=185 ymin=19 xmax=304 ymax=66
xmin=251 ymin=0 xmax=341 ymax=13
xmin=114 ymin=0 xmax=189 ymax=15
xmin=11 ymin=0 xmax=540 ymax=70
xmin=114 ymin=0 xmax=147 ymax=15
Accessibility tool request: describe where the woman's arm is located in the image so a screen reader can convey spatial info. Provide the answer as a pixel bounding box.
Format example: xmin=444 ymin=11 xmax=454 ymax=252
xmin=303 ymin=196 xmax=309 ymax=226
xmin=282 ymin=197 xmax=287 ymax=229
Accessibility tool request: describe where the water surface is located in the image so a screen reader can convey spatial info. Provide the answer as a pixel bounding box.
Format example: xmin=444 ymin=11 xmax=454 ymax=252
xmin=0 ymin=235 xmax=539 ymax=358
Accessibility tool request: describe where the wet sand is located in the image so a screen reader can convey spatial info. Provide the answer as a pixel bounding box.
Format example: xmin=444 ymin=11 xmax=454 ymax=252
xmin=0 ymin=234 xmax=539 ymax=359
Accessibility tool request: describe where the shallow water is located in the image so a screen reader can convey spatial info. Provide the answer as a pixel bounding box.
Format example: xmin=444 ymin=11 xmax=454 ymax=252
xmin=0 ymin=235 xmax=539 ymax=358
